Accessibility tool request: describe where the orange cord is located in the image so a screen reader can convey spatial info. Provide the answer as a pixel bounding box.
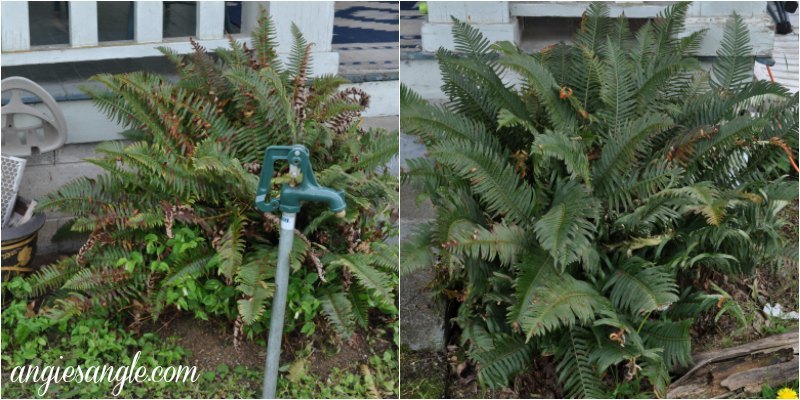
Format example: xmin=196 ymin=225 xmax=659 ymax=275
xmin=770 ymin=137 xmax=800 ymax=173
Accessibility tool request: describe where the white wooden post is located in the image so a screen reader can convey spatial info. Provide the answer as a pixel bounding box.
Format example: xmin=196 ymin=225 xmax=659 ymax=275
xmin=422 ymin=2 xmax=518 ymax=52
xmin=269 ymin=2 xmax=334 ymax=53
xmin=1 ymin=1 xmax=30 ymax=51
xmin=69 ymin=1 xmax=98 ymax=47
xmin=241 ymin=1 xmax=268 ymax=34
xmin=134 ymin=1 xmax=163 ymax=43
xmin=267 ymin=1 xmax=338 ymax=75
xmin=196 ymin=1 xmax=225 ymax=40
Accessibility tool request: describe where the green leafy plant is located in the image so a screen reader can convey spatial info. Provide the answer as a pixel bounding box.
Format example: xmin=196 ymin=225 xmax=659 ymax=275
xmin=3 ymin=278 xmax=394 ymax=399
xmin=401 ymin=2 xmax=797 ymax=397
xmin=1 ymin=278 xmax=189 ymax=398
xmin=278 ymin=344 xmax=399 ymax=399
xmin=25 ymin=12 xmax=398 ymax=342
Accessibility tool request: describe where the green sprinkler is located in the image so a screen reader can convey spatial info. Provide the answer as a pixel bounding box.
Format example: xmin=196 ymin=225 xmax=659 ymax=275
xmin=256 ymin=145 xmax=345 ymax=399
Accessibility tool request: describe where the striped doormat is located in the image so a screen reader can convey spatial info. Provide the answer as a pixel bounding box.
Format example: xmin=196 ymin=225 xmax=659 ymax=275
xmin=334 ymin=2 xmax=399 ymax=76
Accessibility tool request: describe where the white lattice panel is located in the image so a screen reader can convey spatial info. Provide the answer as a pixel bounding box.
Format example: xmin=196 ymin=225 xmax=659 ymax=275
xmin=2 ymin=155 xmax=26 ymax=226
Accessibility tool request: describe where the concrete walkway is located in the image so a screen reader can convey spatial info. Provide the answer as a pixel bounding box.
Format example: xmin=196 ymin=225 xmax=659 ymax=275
xmin=398 ymin=2 xmax=446 ymax=353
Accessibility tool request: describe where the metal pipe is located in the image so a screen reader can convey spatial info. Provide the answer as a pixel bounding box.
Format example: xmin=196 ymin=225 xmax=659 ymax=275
xmin=262 ymin=212 xmax=296 ymax=399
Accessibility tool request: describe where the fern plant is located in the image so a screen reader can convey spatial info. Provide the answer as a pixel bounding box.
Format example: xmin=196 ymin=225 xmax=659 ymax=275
xmin=402 ymin=2 xmax=797 ymax=397
xmin=27 ymin=11 xmax=398 ymax=342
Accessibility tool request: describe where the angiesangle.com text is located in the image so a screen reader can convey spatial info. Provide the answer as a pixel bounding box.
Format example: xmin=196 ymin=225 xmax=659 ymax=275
xmin=8 ymin=351 xmax=199 ymax=396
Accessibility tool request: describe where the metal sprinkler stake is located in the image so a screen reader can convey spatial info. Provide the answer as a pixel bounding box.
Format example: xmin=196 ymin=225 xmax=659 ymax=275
xmin=255 ymin=145 xmax=346 ymax=399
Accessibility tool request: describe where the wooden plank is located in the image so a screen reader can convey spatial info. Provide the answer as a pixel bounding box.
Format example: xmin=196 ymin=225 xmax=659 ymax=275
xmin=1 ymin=1 xmax=30 ymax=51
xmin=69 ymin=2 xmax=99 ymax=47
xmin=196 ymin=1 xmax=225 ymax=40
xmin=668 ymin=332 xmax=799 ymax=399
xmin=134 ymin=1 xmax=163 ymax=43
xmin=721 ymin=361 xmax=799 ymax=393
xmin=688 ymin=332 xmax=798 ymax=368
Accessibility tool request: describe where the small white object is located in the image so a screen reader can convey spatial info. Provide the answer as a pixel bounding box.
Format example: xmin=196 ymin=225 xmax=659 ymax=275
xmin=763 ymin=303 xmax=800 ymax=320
xmin=18 ymin=199 xmax=37 ymax=225
xmin=289 ymin=164 xmax=300 ymax=180
xmin=281 ymin=213 xmax=296 ymax=231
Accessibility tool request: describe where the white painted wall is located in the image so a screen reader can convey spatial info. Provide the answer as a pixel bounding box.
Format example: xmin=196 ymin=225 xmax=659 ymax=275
xmin=134 ymin=2 xmax=164 ymax=43
xmin=270 ymin=2 xmax=335 ymax=53
xmin=421 ymin=1 xmax=774 ymax=57
xmin=69 ymin=2 xmax=99 ymax=47
xmin=428 ymin=1 xmax=512 ymax=23
xmin=196 ymin=2 xmax=226 ymax=40
xmin=1 ymin=1 xmax=30 ymax=51
xmin=423 ymin=2 xmax=518 ymax=52
xmin=26 ymin=78 xmax=396 ymax=145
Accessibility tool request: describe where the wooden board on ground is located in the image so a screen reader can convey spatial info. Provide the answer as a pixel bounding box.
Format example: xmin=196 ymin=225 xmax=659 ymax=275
xmin=667 ymin=331 xmax=799 ymax=399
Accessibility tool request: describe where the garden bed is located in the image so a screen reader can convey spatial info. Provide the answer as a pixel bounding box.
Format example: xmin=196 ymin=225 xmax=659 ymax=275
xmin=401 ymin=201 xmax=799 ymax=399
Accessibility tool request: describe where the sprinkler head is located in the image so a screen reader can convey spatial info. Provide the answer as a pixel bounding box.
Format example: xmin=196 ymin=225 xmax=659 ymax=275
xmin=335 ymin=210 xmax=346 ymax=218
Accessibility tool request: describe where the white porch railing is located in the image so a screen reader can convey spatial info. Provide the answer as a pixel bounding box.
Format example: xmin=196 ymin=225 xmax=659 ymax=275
xmin=0 ymin=1 xmax=338 ymax=75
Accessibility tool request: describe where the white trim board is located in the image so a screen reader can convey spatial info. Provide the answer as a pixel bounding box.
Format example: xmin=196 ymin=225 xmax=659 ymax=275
xmin=1 ymin=38 xmax=340 ymax=76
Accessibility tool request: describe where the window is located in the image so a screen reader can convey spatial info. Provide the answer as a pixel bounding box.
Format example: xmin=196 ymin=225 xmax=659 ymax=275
xmin=98 ymin=1 xmax=134 ymax=42
xmin=28 ymin=1 xmax=70 ymax=46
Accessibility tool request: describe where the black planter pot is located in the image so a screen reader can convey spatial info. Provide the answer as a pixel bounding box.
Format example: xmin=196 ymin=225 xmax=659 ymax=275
xmin=1 ymin=198 xmax=46 ymax=279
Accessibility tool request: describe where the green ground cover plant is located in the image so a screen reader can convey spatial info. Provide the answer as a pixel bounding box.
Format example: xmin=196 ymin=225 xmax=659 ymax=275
xmin=401 ymin=2 xmax=798 ymax=397
xmin=1 ymin=278 xmax=398 ymax=398
xmin=21 ymin=11 xmax=398 ymax=343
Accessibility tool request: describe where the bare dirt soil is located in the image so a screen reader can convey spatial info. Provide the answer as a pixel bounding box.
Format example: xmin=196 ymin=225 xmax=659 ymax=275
xmin=156 ymin=314 xmax=264 ymax=371
xmin=152 ymin=311 xmax=393 ymax=382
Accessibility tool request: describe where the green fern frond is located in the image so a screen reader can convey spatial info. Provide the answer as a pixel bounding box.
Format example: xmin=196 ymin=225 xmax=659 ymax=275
xmin=508 ymin=247 xmax=557 ymax=324
xmin=328 ymin=254 xmax=395 ymax=306
xmin=532 ymin=131 xmax=591 ymax=183
xmin=217 ymin=214 xmax=247 ymax=279
xmin=431 ymin=139 xmax=536 ymax=225
xmin=472 ymin=334 xmax=535 ymax=389
xmin=555 ymin=328 xmax=606 ymax=399
xmin=237 ymin=285 xmax=271 ymax=325
xmin=603 ymin=257 xmax=679 ymax=315
xmin=520 ymin=274 xmax=608 ymax=339
xmin=400 ymin=223 xmax=436 ymax=275
xmin=450 ymin=220 xmax=525 ymax=267
xmin=497 ymin=43 xmax=576 ymax=131
xmin=641 ymin=319 xmax=692 ymax=369
xmin=534 ymin=180 xmax=598 ymax=268
xmin=319 ymin=289 xmax=356 ymax=339
xmin=25 ymin=257 xmax=83 ymax=298
xmin=711 ymin=13 xmax=753 ymax=92
xmin=593 ymin=114 xmax=672 ymax=196
xmin=599 ymin=38 xmax=636 ymax=135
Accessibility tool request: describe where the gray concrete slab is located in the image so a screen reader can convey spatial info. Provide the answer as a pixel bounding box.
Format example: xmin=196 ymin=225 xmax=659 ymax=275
xmin=400 ymin=220 xmax=445 ymax=351
xmin=401 ymin=184 xmax=436 ymax=220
